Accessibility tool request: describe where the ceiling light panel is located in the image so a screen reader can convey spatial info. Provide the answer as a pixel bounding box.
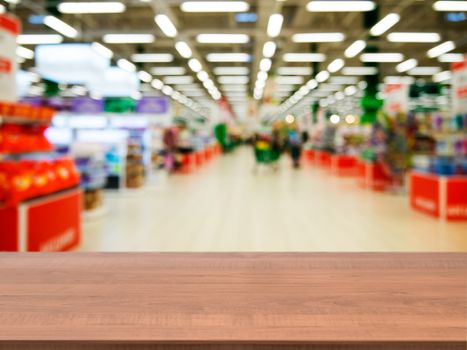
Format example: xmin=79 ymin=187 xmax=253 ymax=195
xmin=387 ymin=32 xmax=441 ymax=43
xmin=383 ymin=76 xmax=415 ymax=84
xmin=218 ymin=76 xmax=249 ymax=84
xmin=155 ymin=15 xmax=178 ymax=37
xmin=329 ymin=76 xmax=359 ymax=84
xmin=181 ymin=1 xmax=250 ymax=12
xmin=17 ymin=34 xmax=64 ymax=45
xmin=277 ymin=67 xmax=312 ymax=75
xmin=342 ymin=67 xmax=378 ymax=75
xmin=360 ymin=53 xmax=404 ymax=62
xmin=44 ymin=16 xmax=79 ymax=38
xmin=327 ymin=58 xmax=345 ymax=73
xmin=263 ymin=41 xmax=277 ymax=58
xmin=438 ymin=53 xmax=464 ymax=62
xmin=267 ymin=14 xmax=284 ymax=38
xmin=396 ymin=59 xmax=418 ymax=73
xmin=369 ymin=13 xmax=400 ymax=36
xmin=292 ymin=33 xmax=345 ymax=43
xmin=163 ymin=76 xmax=194 ymax=84
xmin=344 ymin=40 xmax=366 ymax=58
xmin=175 ymin=41 xmax=192 ymax=59
xmin=213 ymin=67 xmax=249 ymax=75
xmin=307 ymin=1 xmax=376 ymax=12
xmin=131 ymin=53 xmax=173 ymax=62
xmin=408 ymin=67 xmax=442 ymax=75
xmin=58 ymin=2 xmax=125 ymax=13
xmin=103 ymin=34 xmax=155 ymax=44
xmin=196 ymin=34 xmax=249 ymax=43
xmin=207 ymin=53 xmax=251 ymax=62
xmin=221 ymin=85 xmax=248 ymax=91
xmin=427 ymin=41 xmax=455 ymax=58
xmin=276 ymin=76 xmax=304 ymax=85
xmin=283 ymin=53 xmax=326 ymax=62
xmin=151 ymin=67 xmax=186 ymax=75
xmin=433 ymin=1 xmax=467 ymax=11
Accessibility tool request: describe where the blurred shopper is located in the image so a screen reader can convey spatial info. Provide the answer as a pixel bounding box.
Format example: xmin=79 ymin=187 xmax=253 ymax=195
xmin=163 ymin=127 xmax=178 ymax=172
xmin=287 ymin=126 xmax=303 ymax=169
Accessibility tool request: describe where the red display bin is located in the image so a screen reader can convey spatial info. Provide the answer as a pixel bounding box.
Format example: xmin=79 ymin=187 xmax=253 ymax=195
xmin=0 ymin=188 xmax=82 ymax=252
xmin=409 ymin=171 xmax=467 ymax=221
xmin=195 ymin=150 xmax=205 ymax=167
xmin=180 ymin=153 xmax=196 ymax=173
xmin=303 ymin=149 xmax=315 ymax=164
xmin=315 ymin=150 xmax=332 ymax=168
xmin=357 ymin=160 xmax=392 ymax=191
xmin=331 ymin=155 xmax=358 ymax=176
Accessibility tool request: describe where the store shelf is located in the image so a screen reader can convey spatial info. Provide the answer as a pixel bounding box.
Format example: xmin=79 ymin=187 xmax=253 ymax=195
xmin=0 ymin=253 xmax=465 ymax=349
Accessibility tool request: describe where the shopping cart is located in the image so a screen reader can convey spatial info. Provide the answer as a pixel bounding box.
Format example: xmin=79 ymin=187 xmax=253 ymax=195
xmin=254 ymin=140 xmax=280 ymax=172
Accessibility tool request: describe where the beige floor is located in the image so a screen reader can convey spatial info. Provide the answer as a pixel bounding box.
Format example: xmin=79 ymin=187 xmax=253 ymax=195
xmin=80 ymin=147 xmax=467 ymax=252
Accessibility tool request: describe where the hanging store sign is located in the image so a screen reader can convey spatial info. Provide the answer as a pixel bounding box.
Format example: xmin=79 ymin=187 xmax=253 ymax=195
xmin=0 ymin=14 xmax=20 ymax=102
xmin=383 ymin=83 xmax=409 ymax=115
xmin=452 ymin=57 xmax=467 ymax=115
xmin=136 ymin=96 xmax=169 ymax=114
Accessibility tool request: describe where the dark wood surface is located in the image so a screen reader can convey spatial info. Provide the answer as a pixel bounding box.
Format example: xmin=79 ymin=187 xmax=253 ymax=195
xmin=0 ymin=253 xmax=466 ymax=349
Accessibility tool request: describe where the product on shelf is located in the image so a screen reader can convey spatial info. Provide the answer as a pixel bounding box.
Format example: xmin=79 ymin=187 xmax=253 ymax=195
xmin=0 ymin=123 xmax=52 ymax=154
xmin=126 ymin=143 xmax=145 ymax=188
xmin=0 ymin=157 xmax=80 ymax=206
xmin=84 ymin=188 xmax=103 ymax=211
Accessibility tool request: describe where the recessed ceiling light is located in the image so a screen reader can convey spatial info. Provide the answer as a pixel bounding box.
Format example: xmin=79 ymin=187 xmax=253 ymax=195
xmin=387 ymin=32 xmax=441 ymax=43
xmin=292 ymin=32 xmax=345 ymax=43
xmin=196 ymin=34 xmax=249 ymax=43
xmin=329 ymin=76 xmax=359 ymax=84
xmin=206 ymin=53 xmax=251 ymax=62
xmin=58 ymin=2 xmax=126 ymax=13
xmin=263 ymin=41 xmax=277 ymax=58
xmin=344 ymin=40 xmax=366 ymax=58
xmin=383 ymin=76 xmax=415 ymax=84
xmin=44 ymin=16 xmax=79 ymax=38
xmin=218 ymin=76 xmax=249 ymax=84
xmin=327 ymin=58 xmax=345 ymax=73
xmin=131 ymin=53 xmax=174 ymax=62
xmin=307 ymin=1 xmax=376 ymax=12
xmin=16 ymin=34 xmax=63 ymax=45
xmin=283 ymin=53 xmax=326 ymax=62
xmin=91 ymin=42 xmax=113 ymax=58
xmin=180 ymin=1 xmax=249 ymax=12
xmin=276 ymin=76 xmax=304 ymax=85
xmin=138 ymin=71 xmax=152 ymax=83
xmin=117 ymin=59 xmax=136 ymax=72
xmin=277 ymin=67 xmax=312 ymax=75
xmin=260 ymin=58 xmax=272 ymax=72
xmin=103 ymin=34 xmax=155 ymax=44
xmin=316 ymin=70 xmax=330 ymax=82
xmin=433 ymin=70 xmax=452 ymax=82
xmin=16 ymin=46 xmax=35 ymax=59
xmin=188 ymin=58 xmax=203 ymax=72
xmin=163 ymin=76 xmax=194 ymax=85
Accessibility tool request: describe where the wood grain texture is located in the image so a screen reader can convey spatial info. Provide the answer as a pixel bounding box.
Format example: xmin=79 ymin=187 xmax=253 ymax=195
xmin=0 ymin=253 xmax=466 ymax=349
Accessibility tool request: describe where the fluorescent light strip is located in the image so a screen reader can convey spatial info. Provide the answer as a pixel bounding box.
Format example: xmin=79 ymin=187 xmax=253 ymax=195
xmin=260 ymin=58 xmax=272 ymax=72
xmin=103 ymin=34 xmax=155 ymax=44
xmin=117 ymin=59 xmax=136 ymax=72
xmin=344 ymin=40 xmax=366 ymax=58
xmin=292 ymin=32 xmax=345 ymax=43
xmin=58 ymin=2 xmax=125 ymax=13
xmin=0 ymin=4 xmax=4 ymax=13
xmin=342 ymin=67 xmax=377 ymax=75
xmin=131 ymin=53 xmax=173 ymax=62
xmin=276 ymin=76 xmax=304 ymax=85
xmin=138 ymin=71 xmax=152 ymax=83
xmin=175 ymin=41 xmax=192 ymax=59
xmin=360 ymin=53 xmax=404 ymax=62
xmin=329 ymin=76 xmax=359 ymax=84
xmin=197 ymin=71 xmax=209 ymax=82
xmin=16 ymin=46 xmax=34 ymax=59
xmin=263 ymin=41 xmax=277 ymax=58
xmin=155 ymin=14 xmax=178 ymax=38
xmin=427 ymin=41 xmax=455 ymax=58
xmin=181 ymin=1 xmax=249 ymax=12
xmin=213 ymin=67 xmax=249 ymax=75
xmin=433 ymin=70 xmax=452 ymax=82
xmin=221 ymin=85 xmax=247 ymax=91
xmin=267 ymin=14 xmax=283 ymax=38
xmin=151 ymin=67 xmax=186 ymax=75
xmin=197 ymin=34 xmax=249 ymax=43
xmin=408 ymin=67 xmax=441 ymax=75
xmin=44 ymin=16 xmax=78 ymax=38
xmin=307 ymin=1 xmax=376 ymax=12
xmin=396 ymin=58 xmax=417 ymax=73
xmin=163 ymin=76 xmax=194 ymax=84
xmin=316 ymin=71 xmax=330 ymax=82
xmin=283 ymin=53 xmax=326 ymax=62
xmin=327 ymin=58 xmax=345 ymax=73
xmin=206 ymin=53 xmax=251 ymax=62
xmin=383 ymin=76 xmax=415 ymax=84
xmin=370 ymin=13 xmax=400 ymax=36
xmin=277 ymin=67 xmax=312 ymax=75
xmin=188 ymin=58 xmax=203 ymax=72
xmin=91 ymin=42 xmax=113 ymax=58
xmin=387 ymin=32 xmax=441 ymax=43
xmin=218 ymin=76 xmax=249 ymax=84
xmin=438 ymin=53 xmax=464 ymax=62
xmin=433 ymin=1 xmax=467 ymax=11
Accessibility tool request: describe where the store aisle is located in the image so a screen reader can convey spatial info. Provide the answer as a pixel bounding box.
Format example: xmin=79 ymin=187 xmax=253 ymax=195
xmin=80 ymin=148 xmax=467 ymax=252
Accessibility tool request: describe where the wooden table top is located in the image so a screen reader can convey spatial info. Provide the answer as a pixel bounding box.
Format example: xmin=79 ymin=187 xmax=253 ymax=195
xmin=0 ymin=253 xmax=466 ymax=344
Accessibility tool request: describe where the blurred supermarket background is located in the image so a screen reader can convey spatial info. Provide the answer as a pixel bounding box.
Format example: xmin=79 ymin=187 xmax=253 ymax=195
xmin=0 ymin=0 xmax=466 ymax=252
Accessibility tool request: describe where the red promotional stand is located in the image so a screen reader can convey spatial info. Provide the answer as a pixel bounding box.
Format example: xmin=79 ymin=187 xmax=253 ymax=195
xmin=0 ymin=102 xmax=82 ymax=251
xmin=357 ymin=160 xmax=392 ymax=191
xmin=409 ymin=171 xmax=467 ymax=221
xmin=331 ymin=154 xmax=358 ymax=176
xmin=315 ymin=150 xmax=332 ymax=168
xmin=303 ymin=149 xmax=316 ymax=164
